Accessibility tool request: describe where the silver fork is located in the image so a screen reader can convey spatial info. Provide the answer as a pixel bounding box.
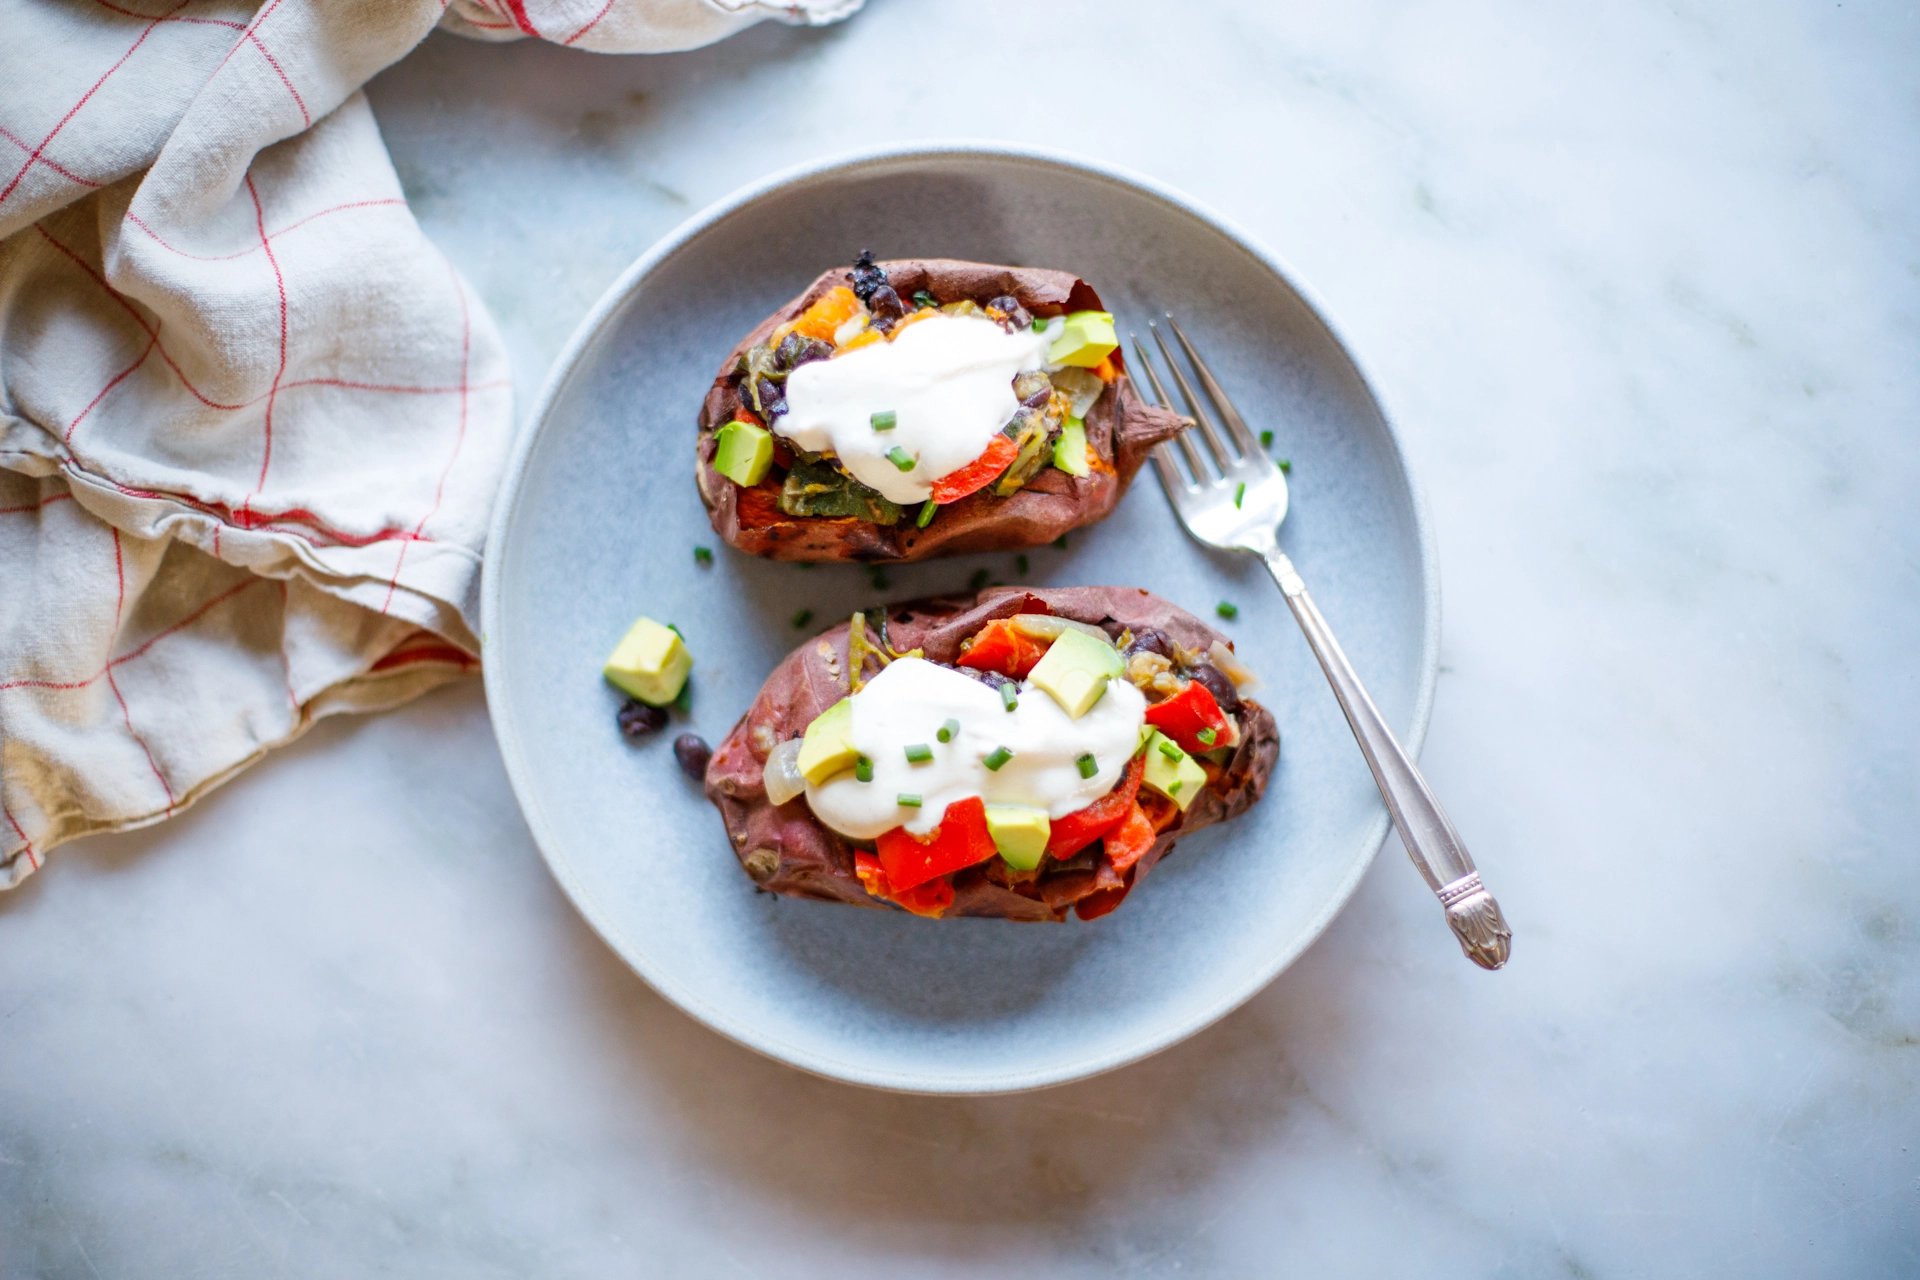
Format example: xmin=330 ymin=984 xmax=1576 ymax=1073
xmin=1134 ymin=317 xmax=1512 ymax=970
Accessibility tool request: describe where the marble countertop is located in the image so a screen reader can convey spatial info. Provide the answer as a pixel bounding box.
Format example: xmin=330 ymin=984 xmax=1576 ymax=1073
xmin=4 ymin=2 xmax=1916 ymax=1274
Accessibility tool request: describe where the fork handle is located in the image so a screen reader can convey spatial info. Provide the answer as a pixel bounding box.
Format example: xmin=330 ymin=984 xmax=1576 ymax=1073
xmin=1262 ymin=549 xmax=1512 ymax=970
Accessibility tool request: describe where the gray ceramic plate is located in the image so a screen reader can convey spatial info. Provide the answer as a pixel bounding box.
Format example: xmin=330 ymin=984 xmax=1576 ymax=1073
xmin=481 ymin=143 xmax=1437 ymax=1094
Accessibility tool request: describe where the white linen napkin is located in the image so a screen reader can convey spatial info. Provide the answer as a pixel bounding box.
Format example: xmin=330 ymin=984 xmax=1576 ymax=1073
xmin=0 ymin=0 xmax=858 ymax=888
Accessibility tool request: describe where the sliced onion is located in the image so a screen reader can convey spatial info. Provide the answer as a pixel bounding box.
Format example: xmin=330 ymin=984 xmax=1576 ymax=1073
xmin=1009 ymin=614 xmax=1116 ymax=645
xmin=762 ymin=738 xmax=807 ymax=806
xmin=1208 ymin=640 xmax=1261 ymax=692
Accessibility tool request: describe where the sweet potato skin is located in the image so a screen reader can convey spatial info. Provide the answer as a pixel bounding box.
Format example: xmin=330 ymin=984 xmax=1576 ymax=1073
xmin=695 ymin=260 xmax=1189 ymax=562
xmin=702 ymin=587 xmax=1280 ymax=921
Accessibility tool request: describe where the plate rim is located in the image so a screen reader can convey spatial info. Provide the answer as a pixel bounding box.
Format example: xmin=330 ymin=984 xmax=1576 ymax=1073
xmin=480 ymin=139 xmax=1441 ymax=1094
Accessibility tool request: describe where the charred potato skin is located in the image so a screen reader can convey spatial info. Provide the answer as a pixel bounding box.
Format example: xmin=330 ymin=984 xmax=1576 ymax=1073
xmin=695 ymin=261 xmax=1189 ymax=562
xmin=702 ymin=586 xmax=1280 ymax=921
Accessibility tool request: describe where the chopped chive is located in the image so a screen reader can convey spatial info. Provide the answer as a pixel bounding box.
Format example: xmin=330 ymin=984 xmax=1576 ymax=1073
xmin=887 ymin=446 xmax=915 ymax=471
xmin=1158 ymin=738 xmax=1184 ymax=761
xmin=1052 ymin=534 xmax=1068 ymax=550
xmin=983 ymin=746 xmax=1014 ymax=771
xmin=1169 ymin=780 xmax=1183 ymax=795
xmin=1000 ymin=683 xmax=1018 ymax=712
xmin=969 ymin=568 xmax=991 ymax=591
xmin=1216 ymin=600 xmax=1238 ymax=620
xmin=868 ymin=566 xmax=890 ymax=590
xmin=912 ymin=290 xmax=937 ymax=309
xmin=905 ymin=743 xmax=933 ymax=764
xmin=674 ymin=680 xmax=693 ymax=714
xmin=666 ymin=622 xmax=683 ymax=637
xmin=1016 ymin=554 xmax=1029 ymax=575
xmin=1260 ymin=430 xmax=1274 ymax=448
xmin=1278 ymin=458 xmax=1292 ymax=474
xmin=917 ymin=499 xmax=938 ymax=529
xmin=870 ymin=410 xmax=897 ymax=432
xmin=1076 ymin=753 xmax=1098 ymax=779
xmin=854 ymin=756 xmax=873 ymax=783
xmin=1197 ymin=727 xmax=1218 ymax=747
xmin=937 ymin=718 xmax=960 ymax=743
xmin=791 ymin=608 xmax=813 ymax=628
xmin=693 ymin=546 xmax=713 ymax=566
xmin=897 ymin=793 xmax=923 ymax=808
xmin=1234 ymin=482 xmax=1246 ymax=509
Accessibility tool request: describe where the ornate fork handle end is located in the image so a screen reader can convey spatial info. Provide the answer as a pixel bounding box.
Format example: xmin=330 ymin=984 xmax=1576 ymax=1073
xmin=1439 ymin=872 xmax=1512 ymax=970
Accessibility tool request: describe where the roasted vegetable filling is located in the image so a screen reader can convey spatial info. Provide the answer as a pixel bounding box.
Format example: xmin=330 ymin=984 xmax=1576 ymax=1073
xmin=716 ymin=252 xmax=1122 ymax=527
xmin=760 ymin=609 xmax=1256 ymax=920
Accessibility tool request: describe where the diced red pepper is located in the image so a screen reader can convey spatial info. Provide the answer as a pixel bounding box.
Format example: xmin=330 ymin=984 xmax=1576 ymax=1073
xmin=930 ymin=434 xmax=1019 ymax=504
xmin=856 ymin=850 xmax=955 ymax=917
xmin=955 ymin=618 xmax=1050 ymax=679
xmin=1103 ymin=800 xmax=1157 ymax=873
xmin=770 ymin=438 xmax=795 ymax=470
xmin=854 ymin=851 xmax=890 ymax=899
xmin=874 ymin=796 xmax=997 ymax=894
xmin=1143 ymin=680 xmax=1230 ymax=755
xmin=1045 ymin=753 xmax=1145 ymax=857
xmin=891 ymin=877 xmax=955 ymax=918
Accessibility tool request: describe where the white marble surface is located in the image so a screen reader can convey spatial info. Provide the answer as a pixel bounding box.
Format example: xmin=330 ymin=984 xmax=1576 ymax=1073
xmin=4 ymin=1 xmax=1918 ymax=1274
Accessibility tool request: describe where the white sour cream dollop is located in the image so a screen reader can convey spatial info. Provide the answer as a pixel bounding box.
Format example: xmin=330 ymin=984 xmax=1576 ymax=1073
xmin=776 ymin=315 xmax=1051 ymax=504
xmin=805 ymin=656 xmax=1146 ymax=839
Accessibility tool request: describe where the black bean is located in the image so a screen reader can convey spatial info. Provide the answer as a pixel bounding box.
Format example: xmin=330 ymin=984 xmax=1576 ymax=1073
xmin=1190 ymin=663 xmax=1242 ymax=715
xmin=754 ymin=375 xmax=786 ymax=418
xmin=987 ymin=295 xmax=1032 ymax=329
xmin=673 ymin=734 xmax=712 ymax=780
xmin=774 ymin=331 xmax=832 ymax=372
xmin=1126 ymin=627 xmax=1174 ymax=658
xmin=868 ymin=285 xmax=906 ymax=325
xmin=618 ymin=699 xmax=669 ymax=741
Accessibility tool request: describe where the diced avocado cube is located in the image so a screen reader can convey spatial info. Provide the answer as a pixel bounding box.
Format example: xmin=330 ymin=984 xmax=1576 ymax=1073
xmin=1028 ymin=628 xmax=1123 ymax=719
xmin=714 ymin=420 xmax=773 ymax=487
xmin=1047 ymin=310 xmax=1119 ymax=368
xmin=1052 ymin=417 xmax=1089 ymax=477
xmin=797 ymin=697 xmax=858 ymax=785
xmin=985 ymin=805 xmax=1051 ymax=871
xmin=603 ymin=615 xmax=692 ymax=706
xmin=1141 ymin=729 xmax=1208 ymax=811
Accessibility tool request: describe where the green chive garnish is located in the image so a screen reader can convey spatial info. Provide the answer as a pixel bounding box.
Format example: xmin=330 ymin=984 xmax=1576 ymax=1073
xmin=969 ymin=568 xmax=990 ymax=591
xmin=1016 ymin=554 xmax=1029 ymax=575
xmin=983 ymin=746 xmax=1014 ymax=771
xmin=871 ymin=410 xmax=897 ymax=431
xmin=693 ymin=546 xmax=713 ymax=566
xmin=791 ymin=608 xmax=813 ymax=628
xmin=868 ymin=566 xmax=890 ymax=590
xmin=905 ymin=743 xmax=933 ymax=764
xmin=1052 ymin=534 xmax=1068 ymax=550
xmin=917 ymin=499 xmax=937 ymax=528
xmin=1169 ymin=780 xmax=1183 ymax=795
xmin=887 ymin=446 xmax=915 ymax=471
xmin=1076 ymin=753 xmax=1098 ymax=779
xmin=1278 ymin=458 xmax=1292 ymax=474
xmin=854 ymin=756 xmax=873 ymax=782
xmin=1216 ymin=601 xmax=1238 ymax=620
xmin=1158 ymin=738 xmax=1184 ymax=761
xmin=1197 ymin=728 xmax=1217 ymax=747
xmin=1260 ymin=430 xmax=1274 ymax=448
xmin=912 ymin=290 xmax=937 ymax=309
xmin=674 ymin=681 xmax=693 ymax=714
xmin=1234 ymin=482 xmax=1246 ymax=509
xmin=897 ymin=793 xmax=923 ymax=808
xmin=1000 ymin=683 xmax=1018 ymax=712
xmin=937 ymin=718 xmax=959 ymax=743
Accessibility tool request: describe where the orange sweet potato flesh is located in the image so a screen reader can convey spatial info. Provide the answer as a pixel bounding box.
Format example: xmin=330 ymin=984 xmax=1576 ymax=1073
xmin=701 ymin=586 xmax=1281 ymax=922
xmin=694 ymin=260 xmax=1190 ymax=563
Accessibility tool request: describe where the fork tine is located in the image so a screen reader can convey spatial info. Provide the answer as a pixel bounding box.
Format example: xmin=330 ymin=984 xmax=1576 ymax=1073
xmin=1132 ymin=335 xmax=1213 ymax=483
xmin=1148 ymin=441 xmax=1187 ymax=497
xmin=1151 ymin=321 xmax=1237 ymax=477
xmin=1165 ymin=314 xmax=1264 ymax=457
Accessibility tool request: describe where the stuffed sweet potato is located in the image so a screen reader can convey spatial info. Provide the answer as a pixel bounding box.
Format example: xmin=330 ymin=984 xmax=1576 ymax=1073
xmin=695 ymin=257 xmax=1189 ymax=562
xmin=703 ymin=586 xmax=1279 ymax=922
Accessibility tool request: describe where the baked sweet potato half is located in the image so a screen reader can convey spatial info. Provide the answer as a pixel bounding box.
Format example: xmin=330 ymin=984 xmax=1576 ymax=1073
xmin=695 ymin=257 xmax=1189 ymax=562
xmin=703 ymin=586 xmax=1279 ymax=922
